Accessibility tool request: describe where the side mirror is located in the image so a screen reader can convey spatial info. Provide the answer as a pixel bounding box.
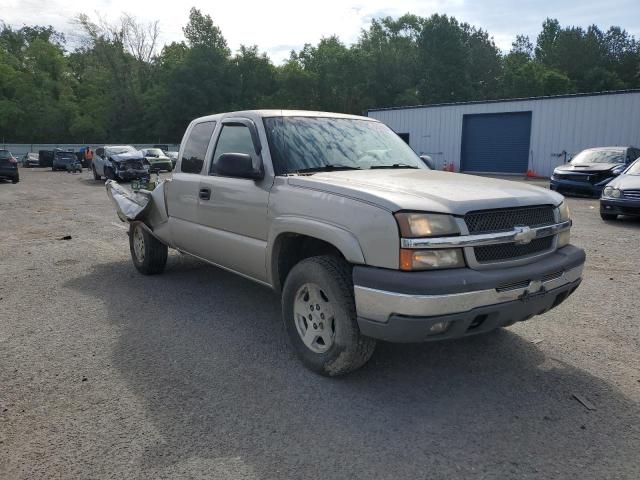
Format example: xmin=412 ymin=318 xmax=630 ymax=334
xmin=214 ymin=153 xmax=264 ymax=179
xmin=420 ymin=155 xmax=435 ymax=170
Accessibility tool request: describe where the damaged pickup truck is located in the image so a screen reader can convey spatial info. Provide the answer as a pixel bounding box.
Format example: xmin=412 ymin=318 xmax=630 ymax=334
xmin=106 ymin=110 xmax=585 ymax=376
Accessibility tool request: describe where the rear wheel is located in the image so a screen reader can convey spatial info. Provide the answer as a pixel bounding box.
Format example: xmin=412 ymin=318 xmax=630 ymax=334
xmin=92 ymin=165 xmax=101 ymax=181
xmin=282 ymin=255 xmax=376 ymax=376
xmin=129 ymin=222 xmax=168 ymax=275
xmin=600 ymin=212 xmax=617 ymax=221
xmin=12 ymin=176 xmax=19 ymax=184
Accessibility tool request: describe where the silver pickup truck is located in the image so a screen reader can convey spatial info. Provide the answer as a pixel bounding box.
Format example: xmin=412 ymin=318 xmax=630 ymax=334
xmin=107 ymin=110 xmax=585 ymax=376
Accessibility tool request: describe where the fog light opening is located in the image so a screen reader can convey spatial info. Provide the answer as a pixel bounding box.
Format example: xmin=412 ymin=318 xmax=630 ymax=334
xmin=428 ymin=321 xmax=451 ymax=335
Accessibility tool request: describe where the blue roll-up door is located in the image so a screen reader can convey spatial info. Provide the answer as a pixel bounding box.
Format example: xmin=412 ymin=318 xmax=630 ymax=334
xmin=461 ymin=111 xmax=532 ymax=174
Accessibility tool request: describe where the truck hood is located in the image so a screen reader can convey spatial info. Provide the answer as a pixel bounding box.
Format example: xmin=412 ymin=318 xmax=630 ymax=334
xmin=287 ymin=169 xmax=563 ymax=215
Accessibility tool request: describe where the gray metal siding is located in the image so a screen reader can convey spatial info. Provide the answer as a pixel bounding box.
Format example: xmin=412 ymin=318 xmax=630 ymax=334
xmin=460 ymin=112 xmax=532 ymax=173
xmin=369 ymin=91 xmax=640 ymax=177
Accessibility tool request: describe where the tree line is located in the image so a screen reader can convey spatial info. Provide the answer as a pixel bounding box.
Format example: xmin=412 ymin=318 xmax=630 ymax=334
xmin=1 ymin=8 xmax=639 ymax=143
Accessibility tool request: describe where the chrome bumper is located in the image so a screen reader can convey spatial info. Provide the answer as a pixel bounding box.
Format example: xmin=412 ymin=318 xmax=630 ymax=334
xmin=355 ymin=263 xmax=583 ymax=323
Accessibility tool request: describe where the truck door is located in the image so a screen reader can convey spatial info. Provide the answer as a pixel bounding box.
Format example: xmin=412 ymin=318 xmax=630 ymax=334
xmin=166 ymin=120 xmax=217 ymax=254
xmin=195 ymin=118 xmax=273 ymax=283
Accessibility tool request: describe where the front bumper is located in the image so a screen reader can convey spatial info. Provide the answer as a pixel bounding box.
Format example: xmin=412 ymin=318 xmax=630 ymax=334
xmin=353 ymin=245 xmax=585 ymax=342
xmin=600 ymin=197 xmax=640 ymax=217
xmin=550 ymin=178 xmax=611 ymax=197
xmin=115 ymin=168 xmax=148 ymax=181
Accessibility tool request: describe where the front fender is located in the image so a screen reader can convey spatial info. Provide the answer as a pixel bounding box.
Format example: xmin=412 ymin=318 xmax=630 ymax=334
xmin=266 ymin=216 xmax=366 ymax=287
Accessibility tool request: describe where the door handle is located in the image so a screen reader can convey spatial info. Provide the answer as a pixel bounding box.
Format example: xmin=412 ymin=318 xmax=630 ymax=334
xmin=199 ymin=188 xmax=211 ymax=200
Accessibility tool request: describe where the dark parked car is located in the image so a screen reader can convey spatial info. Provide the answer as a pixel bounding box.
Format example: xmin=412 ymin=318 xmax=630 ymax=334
xmin=52 ymin=149 xmax=78 ymax=171
xmin=22 ymin=152 xmax=40 ymax=167
xmin=550 ymin=146 xmax=640 ymax=197
xmin=0 ymin=149 xmax=20 ymax=183
xmin=600 ymin=158 xmax=640 ymax=220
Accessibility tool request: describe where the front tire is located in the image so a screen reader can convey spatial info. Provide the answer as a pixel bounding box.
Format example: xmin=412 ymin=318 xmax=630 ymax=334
xmin=600 ymin=212 xmax=618 ymax=221
xmin=129 ymin=222 xmax=168 ymax=275
xmin=282 ymin=255 xmax=376 ymax=376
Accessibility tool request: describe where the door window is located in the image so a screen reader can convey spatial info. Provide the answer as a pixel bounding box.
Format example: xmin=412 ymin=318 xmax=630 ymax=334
xmin=181 ymin=121 xmax=216 ymax=174
xmin=210 ymin=125 xmax=255 ymax=175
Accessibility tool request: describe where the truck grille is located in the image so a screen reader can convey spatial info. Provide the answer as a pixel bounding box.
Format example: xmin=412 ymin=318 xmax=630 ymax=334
xmin=465 ymin=205 xmax=555 ymax=234
xmin=464 ymin=205 xmax=556 ymax=264
xmin=475 ymin=237 xmax=554 ymax=263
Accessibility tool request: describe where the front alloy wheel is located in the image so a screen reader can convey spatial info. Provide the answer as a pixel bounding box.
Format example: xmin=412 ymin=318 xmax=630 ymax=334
xmin=282 ymin=255 xmax=376 ymax=376
xmin=293 ymin=283 xmax=336 ymax=353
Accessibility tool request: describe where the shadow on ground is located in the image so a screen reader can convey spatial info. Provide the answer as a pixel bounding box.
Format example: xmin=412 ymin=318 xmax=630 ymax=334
xmin=66 ymin=256 xmax=640 ymax=479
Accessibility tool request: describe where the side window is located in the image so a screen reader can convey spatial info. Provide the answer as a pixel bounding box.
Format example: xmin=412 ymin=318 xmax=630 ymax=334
xmin=180 ymin=121 xmax=216 ymax=174
xmin=210 ymin=125 xmax=255 ymax=174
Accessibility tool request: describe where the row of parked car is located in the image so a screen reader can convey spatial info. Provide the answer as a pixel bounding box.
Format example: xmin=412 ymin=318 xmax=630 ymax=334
xmin=549 ymin=145 xmax=640 ymax=221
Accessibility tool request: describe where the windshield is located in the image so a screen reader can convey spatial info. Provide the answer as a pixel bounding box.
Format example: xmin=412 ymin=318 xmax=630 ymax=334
xmin=0 ymin=150 xmax=11 ymax=159
xmin=625 ymin=159 xmax=640 ymax=175
xmin=263 ymin=117 xmax=424 ymax=175
xmin=106 ymin=146 xmax=137 ymax=156
xmin=570 ymin=149 xmax=626 ymax=165
xmin=56 ymin=152 xmax=75 ymax=160
xmin=144 ymin=148 xmax=164 ymax=156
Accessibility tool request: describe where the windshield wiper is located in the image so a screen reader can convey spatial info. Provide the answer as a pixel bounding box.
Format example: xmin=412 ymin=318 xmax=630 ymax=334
xmin=370 ymin=163 xmax=420 ymax=169
xmin=294 ymin=164 xmax=362 ymax=174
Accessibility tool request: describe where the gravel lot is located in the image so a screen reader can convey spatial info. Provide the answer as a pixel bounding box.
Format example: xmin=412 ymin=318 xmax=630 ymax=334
xmin=1 ymin=168 xmax=639 ymax=479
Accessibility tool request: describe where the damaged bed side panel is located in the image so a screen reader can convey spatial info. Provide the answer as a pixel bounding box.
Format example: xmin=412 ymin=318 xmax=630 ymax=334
xmin=105 ymin=179 xmax=173 ymax=245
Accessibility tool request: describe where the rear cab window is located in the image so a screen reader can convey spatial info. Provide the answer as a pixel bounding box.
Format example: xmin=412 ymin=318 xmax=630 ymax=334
xmin=181 ymin=121 xmax=217 ymax=174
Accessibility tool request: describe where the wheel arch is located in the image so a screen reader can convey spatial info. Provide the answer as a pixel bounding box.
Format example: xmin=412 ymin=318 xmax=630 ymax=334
xmin=267 ymin=217 xmax=365 ymax=293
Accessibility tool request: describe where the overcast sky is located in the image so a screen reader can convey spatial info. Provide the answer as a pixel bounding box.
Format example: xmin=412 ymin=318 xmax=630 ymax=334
xmin=3 ymin=0 xmax=640 ymax=63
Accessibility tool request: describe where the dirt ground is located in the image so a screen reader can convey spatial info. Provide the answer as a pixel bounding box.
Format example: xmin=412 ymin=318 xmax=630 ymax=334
xmin=1 ymin=168 xmax=639 ymax=479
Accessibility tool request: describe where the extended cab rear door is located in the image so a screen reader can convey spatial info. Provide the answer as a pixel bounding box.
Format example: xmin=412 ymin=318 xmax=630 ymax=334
xmin=166 ymin=120 xmax=218 ymax=254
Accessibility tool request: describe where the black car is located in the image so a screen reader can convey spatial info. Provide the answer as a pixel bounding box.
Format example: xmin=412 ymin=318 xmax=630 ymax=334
xmin=550 ymin=146 xmax=640 ymax=197
xmin=0 ymin=149 xmax=20 ymax=183
xmin=600 ymin=158 xmax=640 ymax=220
xmin=52 ymin=149 xmax=78 ymax=171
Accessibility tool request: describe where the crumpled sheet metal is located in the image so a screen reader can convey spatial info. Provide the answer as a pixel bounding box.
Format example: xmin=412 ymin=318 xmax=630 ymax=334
xmin=105 ymin=180 xmax=153 ymax=222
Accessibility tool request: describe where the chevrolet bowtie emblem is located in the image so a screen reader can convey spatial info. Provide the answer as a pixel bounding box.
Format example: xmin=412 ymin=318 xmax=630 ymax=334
xmin=513 ymin=225 xmax=536 ymax=245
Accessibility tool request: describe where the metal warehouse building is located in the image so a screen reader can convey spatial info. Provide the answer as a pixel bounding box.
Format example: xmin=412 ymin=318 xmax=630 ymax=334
xmin=367 ymin=90 xmax=640 ymax=177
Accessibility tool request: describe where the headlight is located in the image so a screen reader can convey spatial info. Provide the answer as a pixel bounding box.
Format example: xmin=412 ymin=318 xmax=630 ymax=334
xmin=395 ymin=213 xmax=459 ymax=237
xmin=604 ymin=187 xmax=621 ymax=198
xmin=557 ymin=201 xmax=571 ymax=222
xmin=400 ymin=248 xmax=465 ymax=271
xmin=556 ymin=202 xmax=571 ymax=247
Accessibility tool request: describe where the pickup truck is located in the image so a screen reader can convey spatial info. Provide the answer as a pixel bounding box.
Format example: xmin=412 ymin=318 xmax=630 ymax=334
xmin=106 ymin=110 xmax=585 ymax=376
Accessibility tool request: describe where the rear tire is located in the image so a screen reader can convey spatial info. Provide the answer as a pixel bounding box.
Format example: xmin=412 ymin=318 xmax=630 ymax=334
xmin=12 ymin=176 xmax=19 ymax=184
xmin=600 ymin=212 xmax=617 ymax=221
xmin=92 ymin=165 xmax=101 ymax=181
xmin=129 ymin=222 xmax=168 ymax=275
xmin=281 ymin=255 xmax=376 ymax=376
